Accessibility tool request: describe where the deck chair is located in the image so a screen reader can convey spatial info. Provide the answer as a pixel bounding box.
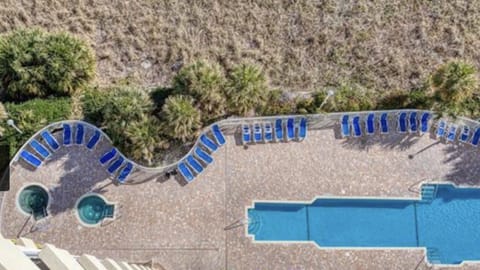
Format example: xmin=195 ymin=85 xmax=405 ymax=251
xmin=365 ymin=113 xmax=375 ymax=135
xmin=264 ymin=122 xmax=273 ymax=142
xmin=41 ymin=131 xmax=60 ymax=151
xmin=75 ymin=123 xmax=85 ymax=145
xmin=20 ymin=150 xmax=42 ymax=168
xmin=286 ymin=118 xmax=295 ymax=141
xmin=379 ymin=113 xmax=389 ymax=134
xmin=87 ymin=130 xmax=101 ymax=150
xmin=117 ymin=162 xmax=134 ymax=183
xmin=63 ymin=123 xmax=72 ymax=146
xmin=420 ymin=112 xmax=431 ymax=134
xmin=470 ymin=127 xmax=480 ymax=146
xmin=99 ymin=148 xmax=117 ymax=165
xmin=211 ymin=124 xmax=226 ymax=146
xmin=341 ymin=115 xmax=350 ymax=137
xmin=200 ymin=134 xmax=218 ymax=152
xmin=297 ymin=117 xmax=307 ymax=140
xmin=253 ymin=123 xmax=262 ymax=143
xmin=178 ymin=162 xmax=195 ymax=182
xmin=186 ymin=155 xmax=204 ymax=174
xmin=436 ymin=120 xmax=447 ymax=139
xmin=446 ymin=124 xmax=458 ymax=142
xmin=409 ymin=111 xmax=418 ymax=133
xmin=275 ymin=119 xmax=283 ymax=141
xmin=194 ymin=147 xmax=213 ymax=165
xmin=397 ymin=112 xmax=407 ymax=133
xmin=459 ymin=125 xmax=470 ymax=143
xmin=30 ymin=139 xmax=50 ymax=159
xmin=352 ymin=115 xmax=362 ymax=137
xmin=242 ymin=125 xmax=251 ymax=144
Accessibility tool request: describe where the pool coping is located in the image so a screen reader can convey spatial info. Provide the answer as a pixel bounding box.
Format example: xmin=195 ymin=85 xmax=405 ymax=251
xmin=244 ymin=181 xmax=480 ymax=268
xmin=15 ymin=182 xmax=52 ymax=221
xmin=74 ymin=193 xmax=117 ymax=228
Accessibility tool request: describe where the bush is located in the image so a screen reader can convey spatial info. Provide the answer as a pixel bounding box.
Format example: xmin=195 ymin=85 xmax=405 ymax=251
xmin=322 ymin=83 xmax=376 ymax=112
xmin=0 ymin=98 xmax=71 ymax=157
xmin=258 ymin=89 xmax=296 ymax=115
xmin=226 ymin=63 xmax=268 ymax=116
xmin=430 ymin=61 xmax=477 ymax=105
xmin=0 ymin=29 xmax=95 ymax=101
xmin=173 ymin=60 xmax=226 ymax=122
xmin=161 ymin=95 xmax=201 ymax=142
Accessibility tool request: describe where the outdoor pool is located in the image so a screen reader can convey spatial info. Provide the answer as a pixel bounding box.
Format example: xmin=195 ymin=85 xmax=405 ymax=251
xmin=247 ymin=184 xmax=480 ymax=265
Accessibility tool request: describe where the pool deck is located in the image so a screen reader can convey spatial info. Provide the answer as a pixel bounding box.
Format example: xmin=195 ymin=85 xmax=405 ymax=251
xmin=2 ymin=123 xmax=480 ymax=269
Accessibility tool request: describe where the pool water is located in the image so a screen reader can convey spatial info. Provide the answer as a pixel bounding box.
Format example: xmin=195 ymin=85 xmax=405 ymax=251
xmin=17 ymin=185 xmax=49 ymax=220
xmin=76 ymin=194 xmax=114 ymax=226
xmin=248 ymin=184 xmax=480 ymax=265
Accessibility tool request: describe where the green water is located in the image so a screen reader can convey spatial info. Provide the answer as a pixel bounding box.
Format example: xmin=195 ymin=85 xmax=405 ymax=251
xmin=18 ymin=185 xmax=49 ymax=220
xmin=77 ymin=195 xmax=114 ymax=225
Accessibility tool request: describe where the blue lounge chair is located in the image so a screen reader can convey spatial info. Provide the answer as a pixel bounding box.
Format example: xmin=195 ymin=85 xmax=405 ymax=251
xmin=352 ymin=115 xmax=362 ymax=137
xmin=63 ymin=124 xmax=71 ymax=146
xmin=253 ymin=123 xmax=262 ymax=143
xmin=379 ymin=113 xmax=389 ymax=134
xmin=397 ymin=112 xmax=407 ymax=133
xmin=436 ymin=120 xmax=446 ymax=138
xmin=409 ymin=111 xmax=418 ymax=133
xmin=108 ymin=156 xmax=124 ymax=174
xmin=275 ymin=119 xmax=283 ymax=141
xmin=41 ymin=131 xmax=59 ymax=151
xmin=286 ymin=118 xmax=295 ymax=141
xmin=186 ymin=155 xmax=204 ymax=174
xmin=200 ymin=134 xmax=218 ymax=152
xmin=264 ymin=122 xmax=273 ymax=142
xmin=30 ymin=140 xmax=50 ymax=159
xmin=86 ymin=130 xmax=101 ymax=150
xmin=20 ymin=150 xmax=42 ymax=168
xmin=194 ymin=147 xmax=213 ymax=165
xmin=459 ymin=125 xmax=470 ymax=143
xmin=341 ymin=115 xmax=350 ymax=137
xmin=99 ymin=148 xmax=117 ymax=165
xmin=178 ymin=162 xmax=194 ymax=182
xmin=117 ymin=162 xmax=133 ymax=183
xmin=297 ymin=117 xmax=307 ymax=140
xmin=365 ymin=113 xmax=375 ymax=135
xmin=211 ymin=124 xmax=226 ymax=146
xmin=75 ymin=123 xmax=84 ymax=145
xmin=420 ymin=112 xmax=431 ymax=134
xmin=471 ymin=127 xmax=480 ymax=146
xmin=446 ymin=124 xmax=458 ymax=142
xmin=242 ymin=125 xmax=251 ymax=144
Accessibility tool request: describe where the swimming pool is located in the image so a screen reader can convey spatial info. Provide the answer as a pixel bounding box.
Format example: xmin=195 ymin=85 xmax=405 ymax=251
xmin=247 ymin=184 xmax=480 ymax=265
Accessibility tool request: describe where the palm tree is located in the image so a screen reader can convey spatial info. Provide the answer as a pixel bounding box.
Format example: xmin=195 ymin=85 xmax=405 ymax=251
xmin=429 ymin=61 xmax=478 ymax=116
xmin=125 ymin=116 xmax=169 ymax=166
xmin=161 ymin=95 xmax=201 ymax=142
xmin=173 ymin=60 xmax=227 ymax=121
xmin=226 ymin=63 xmax=268 ymax=116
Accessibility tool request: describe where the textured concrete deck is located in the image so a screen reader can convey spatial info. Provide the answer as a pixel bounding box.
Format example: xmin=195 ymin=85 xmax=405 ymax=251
xmin=2 ymin=124 xmax=480 ymax=269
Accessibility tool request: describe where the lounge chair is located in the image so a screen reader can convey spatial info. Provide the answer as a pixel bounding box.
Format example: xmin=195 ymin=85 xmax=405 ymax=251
xmin=186 ymin=155 xmax=204 ymax=174
xmin=86 ymin=130 xmax=101 ymax=150
xmin=379 ymin=113 xmax=389 ymax=134
xmin=341 ymin=115 xmax=350 ymax=137
xmin=194 ymin=147 xmax=213 ymax=165
xmin=242 ymin=125 xmax=251 ymax=144
xmin=409 ymin=111 xmax=418 ymax=133
xmin=211 ymin=124 xmax=226 ymax=146
xmin=264 ymin=122 xmax=273 ymax=142
xmin=107 ymin=156 xmax=125 ymax=174
xmin=178 ymin=162 xmax=195 ymax=182
xmin=99 ymin=148 xmax=117 ymax=165
xmin=286 ymin=118 xmax=295 ymax=141
xmin=275 ymin=119 xmax=283 ymax=141
xmin=436 ymin=120 xmax=447 ymax=139
xmin=63 ymin=123 xmax=71 ymax=146
xmin=75 ymin=123 xmax=84 ymax=145
xmin=20 ymin=150 xmax=42 ymax=168
xmin=117 ymin=162 xmax=133 ymax=183
xmin=200 ymin=134 xmax=218 ymax=152
xmin=446 ymin=124 xmax=458 ymax=142
xmin=420 ymin=112 xmax=431 ymax=134
xmin=365 ymin=113 xmax=375 ymax=135
xmin=253 ymin=123 xmax=262 ymax=143
xmin=397 ymin=112 xmax=407 ymax=133
xmin=297 ymin=117 xmax=307 ymax=140
xmin=30 ymin=139 xmax=50 ymax=159
xmin=471 ymin=127 xmax=480 ymax=146
xmin=41 ymin=131 xmax=59 ymax=151
xmin=459 ymin=125 xmax=470 ymax=143
xmin=352 ymin=115 xmax=362 ymax=137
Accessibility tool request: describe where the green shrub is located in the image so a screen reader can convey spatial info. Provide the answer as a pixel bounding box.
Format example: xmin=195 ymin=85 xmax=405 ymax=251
xmin=322 ymin=83 xmax=376 ymax=112
xmin=161 ymin=95 xmax=201 ymax=142
xmin=173 ymin=60 xmax=226 ymax=121
xmin=226 ymin=63 xmax=268 ymax=116
xmin=295 ymin=91 xmax=329 ymax=114
xmin=0 ymin=29 xmax=95 ymax=101
xmin=430 ymin=61 xmax=477 ymax=105
xmin=258 ymin=89 xmax=296 ymax=115
xmin=0 ymin=98 xmax=71 ymax=157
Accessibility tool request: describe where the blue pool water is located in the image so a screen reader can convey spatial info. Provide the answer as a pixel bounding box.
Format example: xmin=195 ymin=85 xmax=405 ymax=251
xmin=247 ymin=184 xmax=480 ymax=265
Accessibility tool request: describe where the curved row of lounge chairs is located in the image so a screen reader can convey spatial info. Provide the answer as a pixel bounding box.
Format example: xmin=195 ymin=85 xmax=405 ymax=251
xmin=242 ymin=117 xmax=307 ymax=144
xmin=19 ymin=122 xmax=134 ymax=183
xmin=435 ymin=119 xmax=480 ymax=146
xmin=176 ymin=124 xmax=226 ymax=183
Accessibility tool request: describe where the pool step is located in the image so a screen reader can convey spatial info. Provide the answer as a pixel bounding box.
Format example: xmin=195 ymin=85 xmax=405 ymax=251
xmin=426 ymin=247 xmax=442 ymax=264
xmin=421 ymin=185 xmax=437 ymax=202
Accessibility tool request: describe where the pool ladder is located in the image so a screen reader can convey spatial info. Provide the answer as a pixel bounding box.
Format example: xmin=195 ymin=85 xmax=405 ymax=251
xmin=421 ymin=185 xmax=437 ymax=202
xmin=426 ymin=247 xmax=442 ymax=264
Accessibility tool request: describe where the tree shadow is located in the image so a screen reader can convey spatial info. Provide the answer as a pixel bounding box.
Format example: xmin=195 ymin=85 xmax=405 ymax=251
xmin=442 ymin=143 xmax=480 ymax=185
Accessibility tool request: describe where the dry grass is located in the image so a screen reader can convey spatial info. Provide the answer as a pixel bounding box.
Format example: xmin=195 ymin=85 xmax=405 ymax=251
xmin=1 ymin=0 xmax=479 ymax=92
